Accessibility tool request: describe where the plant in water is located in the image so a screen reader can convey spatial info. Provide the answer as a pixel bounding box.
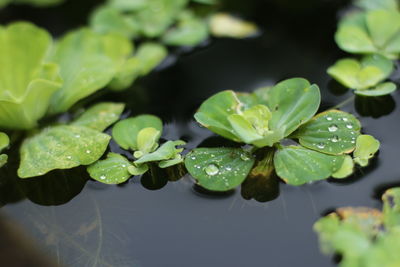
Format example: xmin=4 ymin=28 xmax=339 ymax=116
xmin=314 ymin=187 xmax=400 ymax=267
xmin=86 ymin=114 xmax=185 ymax=184
xmin=327 ymin=54 xmax=397 ymax=96
xmin=184 ymin=78 xmax=379 ymax=191
xmin=0 ymin=132 xmax=9 ymax=168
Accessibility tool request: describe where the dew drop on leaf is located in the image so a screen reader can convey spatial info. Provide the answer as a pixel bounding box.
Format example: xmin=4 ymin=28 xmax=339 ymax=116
xmin=317 ymin=143 xmax=325 ymax=149
xmin=204 ymin=164 xmax=219 ymax=176
xmin=326 ymin=117 xmax=333 ymax=121
xmin=346 ymin=124 xmax=353 ymax=129
xmin=328 ymin=124 xmax=338 ymax=132
xmin=240 ymin=153 xmax=251 ymax=161
xmin=331 ymin=136 xmax=340 ymax=143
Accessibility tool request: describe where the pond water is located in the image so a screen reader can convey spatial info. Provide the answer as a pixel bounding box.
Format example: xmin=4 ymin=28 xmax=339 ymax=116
xmin=1 ymin=0 xmax=400 ymax=266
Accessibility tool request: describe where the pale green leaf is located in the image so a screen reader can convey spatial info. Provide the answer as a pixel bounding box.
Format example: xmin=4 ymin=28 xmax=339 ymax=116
xmin=355 ymin=82 xmax=397 ymax=96
xmin=134 ymin=140 xmax=185 ymax=164
xmin=209 ymin=13 xmax=259 ymax=38
xmin=136 ymin=127 xmax=161 ymax=154
xmin=355 ymin=0 xmax=398 ymax=11
xmin=366 ymin=9 xmax=400 ymax=49
xmin=18 ymin=125 xmax=111 ymax=178
xmin=128 ymin=163 xmax=149 ymax=175
xmin=382 ymin=188 xmax=400 ymax=228
xmin=87 ymin=152 xmax=133 ymax=184
xmin=274 ymin=146 xmax=345 ymax=185
xmin=0 ymin=132 xmax=9 ymax=152
xmin=184 ymin=147 xmax=255 ymax=191
xmin=293 ymin=110 xmax=361 ymax=155
xmin=332 ymin=155 xmax=354 ymax=179
xmin=72 ymin=102 xmax=125 ymax=131
xmin=112 ymin=114 xmax=163 ymax=150
xmin=134 ymin=42 xmax=168 ymax=76
xmin=266 ymin=78 xmax=321 ymax=138
xmin=353 ymin=134 xmax=380 ymax=166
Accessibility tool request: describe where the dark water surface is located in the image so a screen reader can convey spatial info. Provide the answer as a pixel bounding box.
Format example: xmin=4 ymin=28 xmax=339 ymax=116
xmin=2 ymin=0 xmax=400 ymax=266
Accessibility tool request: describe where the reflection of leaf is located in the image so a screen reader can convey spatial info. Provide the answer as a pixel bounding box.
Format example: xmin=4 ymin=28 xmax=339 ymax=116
xmin=185 ymin=147 xmax=255 ymax=191
xmin=18 ymin=125 xmax=110 ymax=178
xmin=355 ymin=94 xmax=396 ymax=118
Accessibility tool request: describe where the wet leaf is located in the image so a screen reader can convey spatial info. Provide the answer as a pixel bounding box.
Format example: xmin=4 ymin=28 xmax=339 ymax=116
xmin=327 ymin=54 xmax=393 ymax=90
xmin=184 ymin=147 xmax=255 ymax=191
xmin=209 ymin=13 xmax=259 ymax=38
xmin=332 ymin=155 xmax=354 ymax=179
xmin=274 ymin=146 xmax=345 ymax=185
xmin=293 ymin=110 xmax=361 ymax=155
xmin=136 ymin=127 xmax=161 ymax=154
xmin=112 ymin=114 xmax=162 ymax=150
xmin=0 ymin=22 xmax=62 ymax=130
xmin=194 ymin=90 xmax=242 ymax=142
xmin=18 ymin=125 xmax=111 ymax=178
xmin=353 ymin=134 xmax=380 ymax=166
xmin=355 ymin=82 xmax=397 ymax=96
xmin=87 ymin=153 xmax=133 ymax=184
xmin=72 ymin=102 xmax=125 ymax=131
xmin=134 ymin=140 xmax=185 ymax=167
xmin=266 ymin=78 xmax=321 ymax=138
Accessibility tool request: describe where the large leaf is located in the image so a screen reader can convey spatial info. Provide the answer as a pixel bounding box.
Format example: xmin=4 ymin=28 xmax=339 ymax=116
xmin=0 ymin=22 xmax=62 ymax=129
xmin=266 ymin=78 xmax=320 ymax=138
xmin=49 ymin=29 xmax=131 ymax=114
xmin=18 ymin=125 xmax=111 ymax=178
xmin=185 ymin=147 xmax=255 ymax=191
xmin=112 ymin=114 xmax=163 ymax=150
xmin=274 ymin=146 xmax=345 ymax=185
xmin=194 ymin=90 xmax=242 ymax=142
xmin=87 ymin=152 xmax=133 ymax=184
xmin=293 ymin=110 xmax=361 ymax=155
xmin=72 ymin=102 xmax=125 ymax=131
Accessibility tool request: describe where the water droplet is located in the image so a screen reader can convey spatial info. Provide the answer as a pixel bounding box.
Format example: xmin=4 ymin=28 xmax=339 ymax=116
xmin=326 ymin=117 xmax=333 ymax=121
xmin=331 ymin=135 xmax=339 ymax=142
xmin=191 ymin=156 xmax=196 ymax=160
xmin=328 ymin=124 xmax=338 ymax=132
xmin=346 ymin=124 xmax=353 ymax=129
xmin=122 ymin=164 xmax=127 ymax=168
xmin=240 ymin=153 xmax=251 ymax=161
xmin=75 ymin=134 xmax=81 ymax=138
xmin=66 ymin=156 xmax=72 ymax=160
xmin=317 ymin=143 xmax=325 ymax=149
xmin=100 ymin=175 xmax=106 ymax=180
xmin=226 ymin=167 xmax=232 ymax=171
xmin=204 ymin=164 xmax=219 ymax=176
xmin=86 ymin=150 xmax=91 ymax=154
xmin=351 ymin=140 xmax=356 ymax=144
xmin=342 ymin=117 xmax=348 ymax=122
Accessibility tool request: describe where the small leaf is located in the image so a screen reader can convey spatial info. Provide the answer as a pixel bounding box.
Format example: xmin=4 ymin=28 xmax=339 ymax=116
xmin=194 ymin=90 xmax=242 ymax=142
xmin=355 ymin=82 xmax=397 ymax=96
xmin=134 ymin=42 xmax=168 ymax=76
xmin=266 ymin=78 xmax=321 ymax=138
xmin=128 ymin=163 xmax=149 ymax=176
xmin=353 ymin=134 xmax=380 ymax=166
xmin=332 ymin=155 xmax=354 ymax=179
xmin=18 ymin=125 xmax=111 ymax=178
xmin=112 ymin=114 xmax=162 ymax=150
xmin=0 ymin=132 xmax=9 ymax=152
xmin=382 ymin=188 xmax=400 ymax=228
xmin=293 ymin=110 xmax=361 ymax=155
xmin=134 ymin=140 xmax=185 ymax=164
xmin=209 ymin=13 xmax=259 ymax=38
xmin=136 ymin=127 xmax=161 ymax=154
xmin=87 ymin=153 xmax=132 ymax=184
xmin=274 ymin=146 xmax=345 ymax=185
xmin=184 ymin=147 xmax=255 ymax=191
xmin=158 ymin=156 xmax=183 ymax=168
xmin=72 ymin=102 xmax=125 ymax=131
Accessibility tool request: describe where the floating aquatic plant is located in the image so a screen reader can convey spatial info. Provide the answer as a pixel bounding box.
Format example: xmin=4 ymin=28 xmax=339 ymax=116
xmin=314 ymin=187 xmax=400 ymax=267
xmin=185 ymin=78 xmax=379 ymax=190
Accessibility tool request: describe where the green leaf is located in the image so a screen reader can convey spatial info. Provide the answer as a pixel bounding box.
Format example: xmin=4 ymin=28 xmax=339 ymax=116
xmin=185 ymin=147 xmax=255 ymax=191
xmin=194 ymin=90 xmax=242 ymax=142
xmin=162 ymin=11 xmax=209 ymax=46
xmin=209 ymin=13 xmax=259 ymax=38
xmin=0 ymin=154 xmax=7 ymax=168
xmin=18 ymin=125 xmax=111 ymax=178
xmin=135 ymin=140 xmax=185 ymax=164
xmin=128 ymin=163 xmax=149 ymax=175
xmin=87 ymin=153 xmax=132 ymax=184
xmin=136 ymin=127 xmax=161 ymax=154
xmin=353 ymin=134 xmax=380 ymax=166
xmin=112 ymin=114 xmax=163 ymax=150
xmin=0 ymin=22 xmax=62 ymax=130
xmin=332 ymin=155 xmax=354 ymax=179
xmin=90 ymin=6 xmax=138 ymax=39
xmin=266 ymin=78 xmax=321 ymax=138
xmin=274 ymin=146 xmax=345 ymax=185
xmin=107 ymin=0 xmax=147 ymax=11
xmin=366 ymin=9 xmax=400 ymax=49
xmin=327 ymin=54 xmax=393 ymax=90
xmin=382 ymin=188 xmax=400 ymax=228
xmin=72 ymin=102 xmax=125 ymax=131
xmin=355 ymin=82 xmax=397 ymax=96
xmin=49 ymin=29 xmax=131 ymax=114
xmin=293 ymin=110 xmax=361 ymax=155
xmin=134 ymin=42 xmax=168 ymax=76
xmin=0 ymin=132 xmax=9 ymax=152
xmin=355 ymin=0 xmax=398 ymax=11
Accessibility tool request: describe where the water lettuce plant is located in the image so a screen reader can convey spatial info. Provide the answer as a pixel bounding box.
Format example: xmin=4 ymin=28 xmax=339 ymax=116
xmin=335 ymin=9 xmax=400 ymax=59
xmin=86 ymin=114 xmax=186 ymax=184
xmin=185 ymin=78 xmax=379 ymax=190
xmin=314 ymin=187 xmax=400 ymax=267
xmin=327 ymin=54 xmax=397 ymax=96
